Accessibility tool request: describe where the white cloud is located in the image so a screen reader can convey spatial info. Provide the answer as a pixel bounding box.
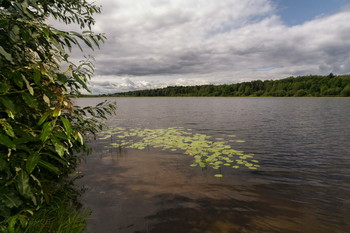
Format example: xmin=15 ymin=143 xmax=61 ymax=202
xmin=63 ymin=0 xmax=350 ymax=93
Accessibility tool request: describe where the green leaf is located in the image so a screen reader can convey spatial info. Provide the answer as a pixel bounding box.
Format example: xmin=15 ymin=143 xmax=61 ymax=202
xmin=0 ymin=119 xmax=15 ymax=137
xmin=12 ymin=72 xmax=23 ymax=88
xmin=22 ymin=92 xmax=38 ymax=109
xmin=17 ymin=214 xmax=29 ymax=228
xmin=22 ymin=75 xmax=34 ymax=95
xmin=6 ymin=109 xmax=14 ymax=119
xmin=33 ymin=69 xmax=41 ymax=85
xmin=72 ymin=73 xmax=89 ymax=90
xmin=214 ymin=174 xmax=223 ymax=178
xmin=0 ymin=81 xmax=10 ymax=92
xmin=57 ymin=73 xmax=68 ymax=83
xmin=43 ymin=94 xmax=50 ymax=105
xmin=0 ymin=46 xmax=12 ymax=62
xmin=60 ymin=116 xmax=72 ymax=138
xmin=43 ymin=27 xmax=50 ymax=37
xmin=74 ymin=131 xmax=83 ymax=145
xmin=16 ymin=170 xmax=32 ymax=199
xmin=0 ymin=97 xmax=17 ymax=114
xmin=53 ymin=106 xmax=61 ymax=117
xmin=53 ymin=140 xmax=66 ymax=157
xmin=38 ymin=111 xmax=51 ymax=126
xmin=8 ymin=216 xmax=17 ymax=233
xmin=30 ymin=174 xmax=42 ymax=188
xmin=38 ymin=160 xmax=60 ymax=175
xmin=0 ymin=133 xmax=16 ymax=149
xmin=2 ymin=193 xmax=23 ymax=208
xmin=64 ymin=38 xmax=72 ymax=52
xmin=90 ymin=34 xmax=100 ymax=48
xmin=39 ymin=63 xmax=46 ymax=75
xmin=21 ymin=28 xmax=31 ymax=42
xmin=83 ymin=37 xmax=93 ymax=50
xmin=39 ymin=122 xmax=53 ymax=142
xmin=11 ymin=24 xmax=20 ymax=37
xmin=26 ymin=153 xmax=40 ymax=174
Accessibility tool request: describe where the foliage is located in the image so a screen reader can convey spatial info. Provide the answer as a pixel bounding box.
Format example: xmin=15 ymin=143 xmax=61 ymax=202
xmin=22 ymin=182 xmax=90 ymax=233
xmin=0 ymin=0 xmax=115 ymax=231
xmin=99 ymin=127 xmax=259 ymax=176
xmin=108 ymin=74 xmax=350 ymax=97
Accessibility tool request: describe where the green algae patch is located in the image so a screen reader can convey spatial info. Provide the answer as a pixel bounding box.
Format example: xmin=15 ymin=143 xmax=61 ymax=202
xmin=98 ymin=127 xmax=259 ymax=176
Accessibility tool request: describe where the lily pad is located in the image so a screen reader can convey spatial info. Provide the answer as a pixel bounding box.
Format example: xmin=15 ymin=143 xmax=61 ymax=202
xmin=98 ymin=127 xmax=260 ymax=176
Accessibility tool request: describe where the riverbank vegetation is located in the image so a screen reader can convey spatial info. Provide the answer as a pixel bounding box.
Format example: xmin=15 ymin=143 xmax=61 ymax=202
xmin=107 ymin=74 xmax=350 ymax=97
xmin=0 ymin=0 xmax=114 ymax=232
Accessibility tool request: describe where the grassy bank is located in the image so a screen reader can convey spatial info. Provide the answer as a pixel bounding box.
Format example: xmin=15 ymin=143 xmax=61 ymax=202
xmin=24 ymin=191 xmax=89 ymax=233
xmin=0 ymin=178 xmax=90 ymax=233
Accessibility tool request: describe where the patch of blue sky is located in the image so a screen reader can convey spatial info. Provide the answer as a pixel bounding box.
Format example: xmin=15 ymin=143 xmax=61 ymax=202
xmin=275 ymin=0 xmax=350 ymax=26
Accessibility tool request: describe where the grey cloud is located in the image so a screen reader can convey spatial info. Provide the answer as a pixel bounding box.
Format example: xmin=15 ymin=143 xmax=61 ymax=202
xmin=64 ymin=0 xmax=350 ymax=93
xmin=94 ymin=47 xmax=215 ymax=76
xmin=89 ymin=77 xmax=155 ymax=93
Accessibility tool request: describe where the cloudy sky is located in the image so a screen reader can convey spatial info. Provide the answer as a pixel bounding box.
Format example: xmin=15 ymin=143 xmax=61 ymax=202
xmin=62 ymin=0 xmax=350 ymax=94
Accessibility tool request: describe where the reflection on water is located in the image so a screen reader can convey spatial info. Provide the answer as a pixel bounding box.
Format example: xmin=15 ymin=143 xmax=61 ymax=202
xmin=76 ymin=97 xmax=350 ymax=233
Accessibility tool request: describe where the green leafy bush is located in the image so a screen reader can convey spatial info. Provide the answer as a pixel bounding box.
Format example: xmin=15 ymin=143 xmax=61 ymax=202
xmin=0 ymin=0 xmax=115 ymax=231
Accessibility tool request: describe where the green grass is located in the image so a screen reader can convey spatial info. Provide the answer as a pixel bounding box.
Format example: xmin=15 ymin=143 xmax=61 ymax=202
xmin=23 ymin=186 xmax=90 ymax=233
xmin=0 ymin=182 xmax=90 ymax=233
xmin=23 ymin=201 xmax=90 ymax=233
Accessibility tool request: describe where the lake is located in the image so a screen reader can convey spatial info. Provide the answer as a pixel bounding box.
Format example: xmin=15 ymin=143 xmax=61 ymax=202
xmin=76 ymin=97 xmax=350 ymax=233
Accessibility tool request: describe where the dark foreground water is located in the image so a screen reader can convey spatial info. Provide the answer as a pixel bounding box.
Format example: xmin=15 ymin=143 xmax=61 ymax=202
xmin=76 ymin=97 xmax=350 ymax=233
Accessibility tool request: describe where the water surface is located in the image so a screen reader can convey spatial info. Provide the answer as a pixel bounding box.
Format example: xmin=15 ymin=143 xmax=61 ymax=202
xmin=77 ymin=97 xmax=350 ymax=233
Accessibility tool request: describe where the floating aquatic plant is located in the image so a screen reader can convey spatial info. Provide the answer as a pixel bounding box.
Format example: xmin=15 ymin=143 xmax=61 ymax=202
xmin=97 ymin=127 xmax=259 ymax=176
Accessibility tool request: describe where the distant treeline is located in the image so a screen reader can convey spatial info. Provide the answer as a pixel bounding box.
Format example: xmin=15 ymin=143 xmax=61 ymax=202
xmin=104 ymin=74 xmax=350 ymax=97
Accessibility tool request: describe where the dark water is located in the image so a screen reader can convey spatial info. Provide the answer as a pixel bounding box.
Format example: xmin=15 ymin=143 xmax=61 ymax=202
xmin=76 ymin=97 xmax=350 ymax=233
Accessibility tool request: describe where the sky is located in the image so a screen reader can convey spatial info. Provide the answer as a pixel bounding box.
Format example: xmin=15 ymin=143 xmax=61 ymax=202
xmin=56 ymin=0 xmax=350 ymax=94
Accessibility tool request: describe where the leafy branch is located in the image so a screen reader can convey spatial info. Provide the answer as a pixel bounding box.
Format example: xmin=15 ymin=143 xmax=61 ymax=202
xmin=0 ymin=0 xmax=115 ymax=232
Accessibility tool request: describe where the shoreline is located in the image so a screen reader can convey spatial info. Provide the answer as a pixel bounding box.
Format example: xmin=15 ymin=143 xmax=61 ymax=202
xmin=79 ymin=95 xmax=350 ymax=98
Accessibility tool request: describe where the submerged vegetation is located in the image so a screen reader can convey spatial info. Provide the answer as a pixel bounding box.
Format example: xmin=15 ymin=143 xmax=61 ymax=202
xmin=0 ymin=0 xmax=114 ymax=232
xmin=99 ymin=127 xmax=259 ymax=176
xmin=108 ymin=74 xmax=350 ymax=97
